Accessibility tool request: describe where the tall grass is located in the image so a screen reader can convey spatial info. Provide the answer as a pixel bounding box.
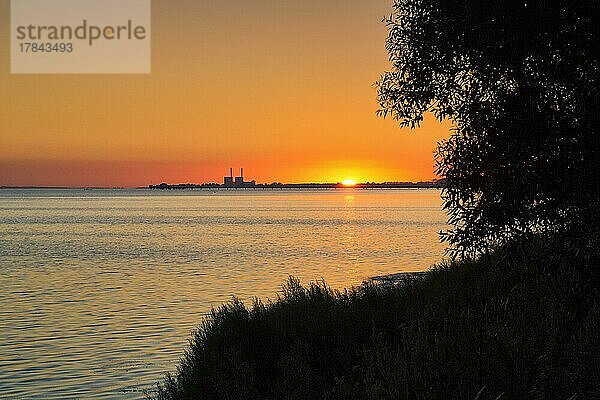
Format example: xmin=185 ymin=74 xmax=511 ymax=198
xmin=151 ymin=237 xmax=600 ymax=399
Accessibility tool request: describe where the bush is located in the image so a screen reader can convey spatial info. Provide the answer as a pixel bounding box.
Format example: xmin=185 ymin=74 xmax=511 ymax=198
xmin=151 ymin=238 xmax=600 ymax=399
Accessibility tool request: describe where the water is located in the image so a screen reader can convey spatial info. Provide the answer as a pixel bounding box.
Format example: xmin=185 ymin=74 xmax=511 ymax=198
xmin=0 ymin=188 xmax=447 ymax=399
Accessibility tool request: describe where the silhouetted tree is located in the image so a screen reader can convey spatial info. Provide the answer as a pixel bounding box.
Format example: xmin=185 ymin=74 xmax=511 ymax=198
xmin=378 ymin=0 xmax=600 ymax=255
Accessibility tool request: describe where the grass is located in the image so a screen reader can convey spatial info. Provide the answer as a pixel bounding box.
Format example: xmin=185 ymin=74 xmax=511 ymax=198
xmin=151 ymin=236 xmax=600 ymax=399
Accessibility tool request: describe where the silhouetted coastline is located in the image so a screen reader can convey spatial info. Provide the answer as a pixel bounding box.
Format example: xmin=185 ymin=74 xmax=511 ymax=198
xmin=148 ymin=167 xmax=445 ymax=190
xmin=148 ymin=180 xmax=445 ymax=190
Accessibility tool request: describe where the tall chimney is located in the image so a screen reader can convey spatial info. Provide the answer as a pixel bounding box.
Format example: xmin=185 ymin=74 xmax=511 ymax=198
xmin=241 ymin=168 xmax=244 ymax=178
xmin=230 ymin=167 xmax=233 ymax=178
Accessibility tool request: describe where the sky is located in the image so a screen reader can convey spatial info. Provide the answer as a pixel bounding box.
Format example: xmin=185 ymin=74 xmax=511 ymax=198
xmin=0 ymin=0 xmax=451 ymax=187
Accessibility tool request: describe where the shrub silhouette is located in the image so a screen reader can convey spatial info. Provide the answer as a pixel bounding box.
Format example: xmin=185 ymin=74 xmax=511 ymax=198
xmin=151 ymin=239 xmax=600 ymax=399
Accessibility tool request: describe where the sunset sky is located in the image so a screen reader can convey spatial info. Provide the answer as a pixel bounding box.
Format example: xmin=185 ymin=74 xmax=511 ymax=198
xmin=0 ymin=0 xmax=451 ymax=187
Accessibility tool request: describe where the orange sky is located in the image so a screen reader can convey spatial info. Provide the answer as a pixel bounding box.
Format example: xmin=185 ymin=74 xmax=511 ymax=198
xmin=0 ymin=0 xmax=451 ymax=187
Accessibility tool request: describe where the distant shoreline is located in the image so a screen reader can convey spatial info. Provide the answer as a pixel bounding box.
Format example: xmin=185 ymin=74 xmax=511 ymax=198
xmin=0 ymin=186 xmax=128 ymax=190
xmin=148 ymin=180 xmax=445 ymax=190
xmin=0 ymin=181 xmax=444 ymax=191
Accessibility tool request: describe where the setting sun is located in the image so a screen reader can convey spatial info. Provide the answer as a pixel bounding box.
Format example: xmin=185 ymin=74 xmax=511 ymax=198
xmin=342 ymin=179 xmax=357 ymax=186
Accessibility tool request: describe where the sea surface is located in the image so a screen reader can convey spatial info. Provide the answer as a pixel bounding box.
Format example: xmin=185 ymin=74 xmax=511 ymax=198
xmin=0 ymin=188 xmax=447 ymax=399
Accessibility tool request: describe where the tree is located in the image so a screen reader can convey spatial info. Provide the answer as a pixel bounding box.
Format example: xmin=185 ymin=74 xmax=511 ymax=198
xmin=378 ymin=0 xmax=600 ymax=255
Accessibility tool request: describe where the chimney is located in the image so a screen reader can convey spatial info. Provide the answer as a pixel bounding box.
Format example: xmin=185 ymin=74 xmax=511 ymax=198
xmin=241 ymin=168 xmax=244 ymax=178
xmin=230 ymin=167 xmax=233 ymax=178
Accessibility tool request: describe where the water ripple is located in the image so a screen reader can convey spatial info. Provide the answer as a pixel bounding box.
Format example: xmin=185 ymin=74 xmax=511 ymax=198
xmin=0 ymin=189 xmax=447 ymax=399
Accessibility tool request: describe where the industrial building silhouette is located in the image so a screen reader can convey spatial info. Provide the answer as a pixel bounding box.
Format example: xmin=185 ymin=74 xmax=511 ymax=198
xmin=224 ymin=168 xmax=256 ymax=188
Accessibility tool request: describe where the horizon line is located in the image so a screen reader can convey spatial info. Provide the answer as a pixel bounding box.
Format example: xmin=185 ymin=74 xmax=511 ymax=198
xmin=0 ymin=179 xmax=444 ymax=190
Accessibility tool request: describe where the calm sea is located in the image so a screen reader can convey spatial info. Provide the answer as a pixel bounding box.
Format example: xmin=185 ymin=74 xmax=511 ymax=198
xmin=0 ymin=188 xmax=447 ymax=399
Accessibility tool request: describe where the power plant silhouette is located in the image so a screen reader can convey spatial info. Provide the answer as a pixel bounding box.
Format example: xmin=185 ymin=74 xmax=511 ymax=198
xmin=223 ymin=167 xmax=256 ymax=188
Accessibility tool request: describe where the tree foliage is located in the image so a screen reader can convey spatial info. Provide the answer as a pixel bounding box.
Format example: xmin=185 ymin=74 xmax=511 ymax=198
xmin=378 ymin=0 xmax=600 ymax=255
